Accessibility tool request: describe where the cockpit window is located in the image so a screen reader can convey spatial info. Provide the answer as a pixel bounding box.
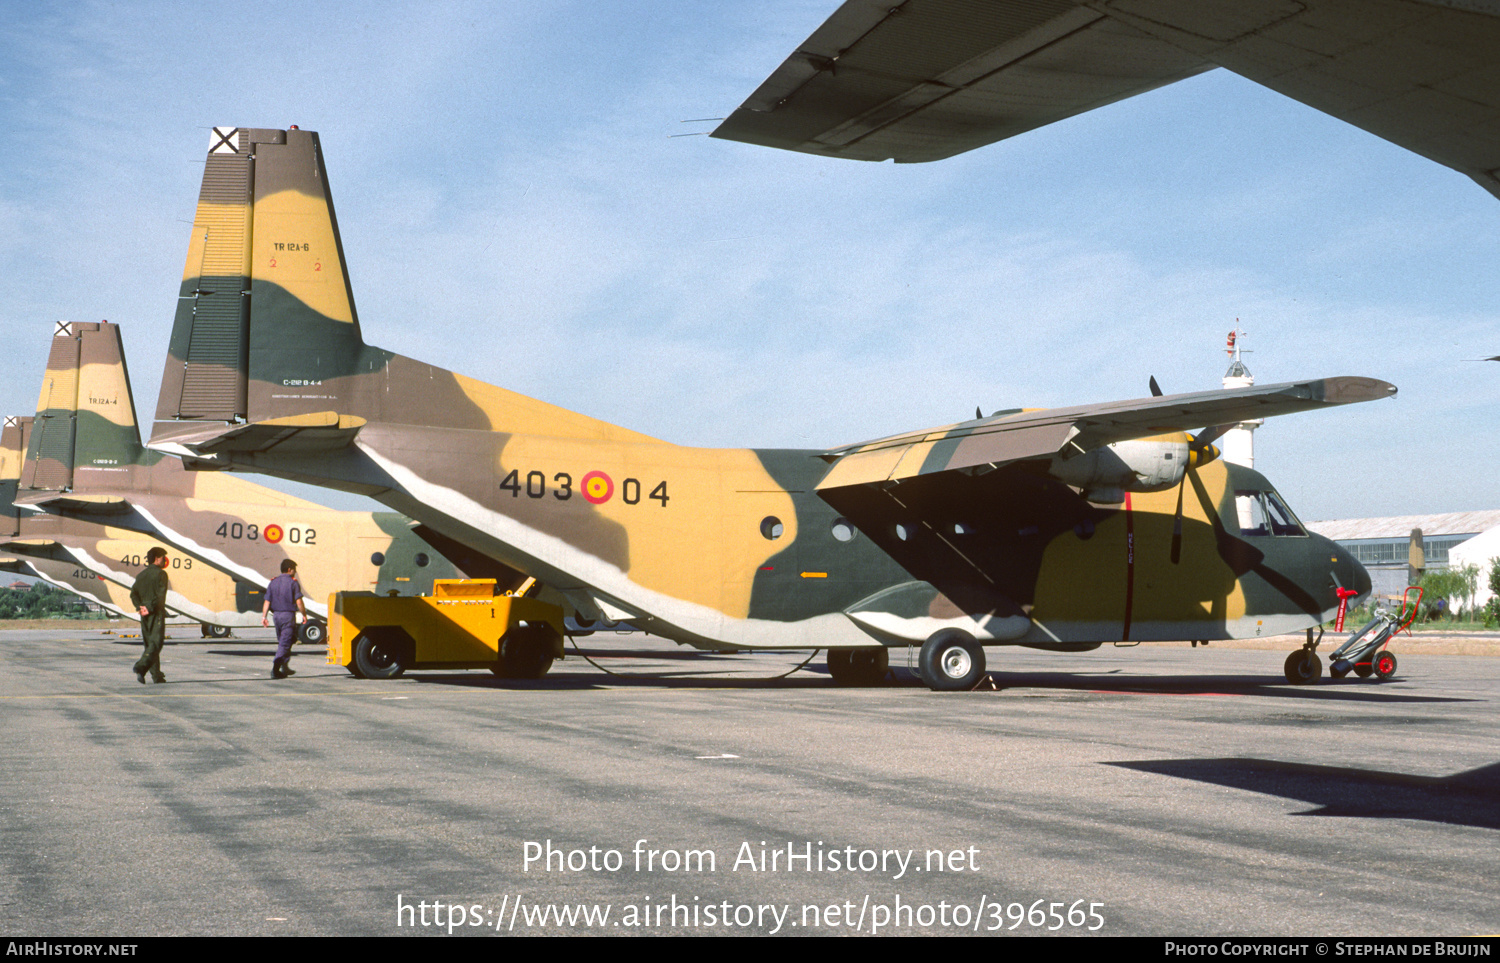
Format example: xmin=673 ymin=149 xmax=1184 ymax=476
xmin=1234 ymin=489 xmax=1306 ymax=537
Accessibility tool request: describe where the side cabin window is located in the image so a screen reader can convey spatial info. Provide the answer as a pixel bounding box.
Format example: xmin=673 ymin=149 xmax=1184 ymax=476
xmin=1234 ymin=490 xmax=1306 ymax=537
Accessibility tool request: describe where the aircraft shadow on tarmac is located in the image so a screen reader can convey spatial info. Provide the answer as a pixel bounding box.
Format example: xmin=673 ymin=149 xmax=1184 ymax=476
xmin=1107 ymin=758 xmax=1500 ymax=831
xmin=975 ymin=670 xmax=1473 ymax=704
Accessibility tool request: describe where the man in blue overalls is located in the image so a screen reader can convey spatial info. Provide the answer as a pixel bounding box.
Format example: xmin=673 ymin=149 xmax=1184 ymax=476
xmin=261 ymin=559 xmax=307 ymax=679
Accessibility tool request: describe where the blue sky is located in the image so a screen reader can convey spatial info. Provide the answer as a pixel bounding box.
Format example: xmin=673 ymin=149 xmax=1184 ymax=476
xmin=1 ymin=0 xmax=1495 ymax=521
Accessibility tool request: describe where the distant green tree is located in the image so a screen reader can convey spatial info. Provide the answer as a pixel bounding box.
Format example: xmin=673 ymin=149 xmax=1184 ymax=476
xmin=1419 ymin=569 xmax=1464 ymax=621
xmin=0 ymin=583 xmax=88 ymax=620
xmin=1488 ymin=558 xmax=1500 ymax=623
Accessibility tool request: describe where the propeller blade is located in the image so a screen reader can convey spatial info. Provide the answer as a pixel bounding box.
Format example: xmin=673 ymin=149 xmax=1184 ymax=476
xmin=1191 ymin=424 xmax=1232 ymax=452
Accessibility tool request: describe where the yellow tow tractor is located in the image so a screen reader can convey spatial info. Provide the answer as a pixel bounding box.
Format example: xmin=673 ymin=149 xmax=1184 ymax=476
xmin=327 ymin=578 xmax=565 ymax=679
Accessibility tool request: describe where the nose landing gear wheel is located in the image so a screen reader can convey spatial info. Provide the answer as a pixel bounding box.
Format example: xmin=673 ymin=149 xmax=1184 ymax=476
xmin=1283 ymin=650 xmax=1322 ymax=685
xmin=919 ymin=630 xmax=986 ymax=691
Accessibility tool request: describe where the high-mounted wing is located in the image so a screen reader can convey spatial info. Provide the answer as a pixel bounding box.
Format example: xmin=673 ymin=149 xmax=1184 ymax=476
xmin=816 ymin=375 xmax=1395 ymax=490
xmin=713 ymin=0 xmax=1500 ymax=199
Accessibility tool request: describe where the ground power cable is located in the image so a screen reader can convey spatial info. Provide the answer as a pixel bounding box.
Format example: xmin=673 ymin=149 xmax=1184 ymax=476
xmin=567 ymin=635 xmax=820 ymax=681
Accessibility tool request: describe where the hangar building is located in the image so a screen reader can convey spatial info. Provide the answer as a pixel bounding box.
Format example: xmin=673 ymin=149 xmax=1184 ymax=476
xmin=1306 ymin=511 xmax=1500 ymax=604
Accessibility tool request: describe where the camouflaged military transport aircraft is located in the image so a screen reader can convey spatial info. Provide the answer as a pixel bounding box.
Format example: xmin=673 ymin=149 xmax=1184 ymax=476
xmin=711 ymin=0 xmax=1500 ymax=200
xmin=147 ymin=126 xmax=1388 ymax=689
xmin=2 ymin=416 xmax=260 ymax=631
xmin=14 ymin=322 xmax=480 ymax=645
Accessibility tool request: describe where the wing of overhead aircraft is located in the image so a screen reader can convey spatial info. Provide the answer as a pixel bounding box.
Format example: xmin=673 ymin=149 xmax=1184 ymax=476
xmin=712 ymin=0 xmax=1500 ymax=198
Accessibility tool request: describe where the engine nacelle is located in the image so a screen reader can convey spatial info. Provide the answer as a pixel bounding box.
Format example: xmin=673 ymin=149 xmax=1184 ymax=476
xmin=1049 ymin=434 xmax=1214 ymax=504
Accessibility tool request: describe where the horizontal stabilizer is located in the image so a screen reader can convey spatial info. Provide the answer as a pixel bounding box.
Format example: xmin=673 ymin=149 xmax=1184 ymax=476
xmin=818 ymin=376 xmax=1395 ymax=490
xmin=14 ymin=493 xmax=131 ymax=515
xmin=151 ymin=412 xmax=365 ymax=458
xmin=0 ymin=538 xmax=72 ymax=562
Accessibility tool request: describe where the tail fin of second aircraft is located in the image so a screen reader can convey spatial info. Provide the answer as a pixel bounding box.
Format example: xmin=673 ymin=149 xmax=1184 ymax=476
xmin=23 ymin=322 xmax=150 ymax=493
xmin=151 ymin=126 xmax=655 ymax=452
xmin=0 ymin=417 xmax=28 ymax=537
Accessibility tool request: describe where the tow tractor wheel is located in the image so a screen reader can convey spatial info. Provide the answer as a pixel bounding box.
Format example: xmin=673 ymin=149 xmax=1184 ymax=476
xmin=1283 ymin=650 xmax=1322 ymax=685
xmin=1373 ymin=650 xmax=1398 ymax=681
xmin=352 ymin=633 xmax=406 ymax=680
xmin=1353 ymin=661 xmax=1374 ymax=678
xmin=299 ymin=621 xmax=327 ymax=646
xmin=918 ymin=630 xmax=986 ymax=691
xmin=493 ymin=622 xmax=558 ymax=679
xmin=827 ymin=646 xmax=890 ymax=686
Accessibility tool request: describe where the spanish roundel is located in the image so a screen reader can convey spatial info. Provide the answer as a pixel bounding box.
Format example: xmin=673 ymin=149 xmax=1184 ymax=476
xmin=264 ymin=524 xmax=285 ymax=544
xmin=581 ymin=471 xmax=614 ymax=504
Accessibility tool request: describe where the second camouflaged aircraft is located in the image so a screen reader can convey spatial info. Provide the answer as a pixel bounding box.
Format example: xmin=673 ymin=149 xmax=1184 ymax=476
xmin=148 ymin=127 xmax=1387 ymax=689
xmin=3 ymin=415 xmax=261 ymax=629
xmin=15 ymin=321 xmax=490 ymax=646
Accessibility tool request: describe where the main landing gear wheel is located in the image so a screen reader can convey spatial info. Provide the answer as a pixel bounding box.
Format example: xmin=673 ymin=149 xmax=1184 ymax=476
xmin=299 ymin=621 xmax=327 ymax=645
xmin=826 ymin=646 xmax=890 ymax=686
xmin=1283 ymin=650 xmax=1322 ymax=685
xmin=352 ymin=633 xmax=406 ymax=680
xmin=492 ymin=622 xmax=558 ymax=679
xmin=207 ymin=624 xmax=232 ymax=639
xmin=1373 ymin=650 xmax=1398 ymax=681
xmin=919 ymin=630 xmax=986 ymax=691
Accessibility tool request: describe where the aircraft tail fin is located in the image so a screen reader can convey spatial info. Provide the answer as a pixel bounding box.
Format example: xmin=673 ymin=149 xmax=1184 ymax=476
xmin=151 ymin=127 xmax=659 ymax=449
xmin=0 ymin=417 xmax=29 ymax=538
xmin=22 ymin=322 xmax=149 ymax=494
xmin=153 ymin=126 xmax=371 ymax=437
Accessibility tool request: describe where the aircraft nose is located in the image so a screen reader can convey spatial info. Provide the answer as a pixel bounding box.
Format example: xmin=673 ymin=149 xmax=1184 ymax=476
xmin=1323 ymin=535 xmax=1370 ymax=603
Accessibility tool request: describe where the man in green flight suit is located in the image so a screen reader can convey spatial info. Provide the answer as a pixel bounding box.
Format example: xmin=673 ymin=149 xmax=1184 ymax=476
xmin=130 ymin=547 xmax=171 ymax=684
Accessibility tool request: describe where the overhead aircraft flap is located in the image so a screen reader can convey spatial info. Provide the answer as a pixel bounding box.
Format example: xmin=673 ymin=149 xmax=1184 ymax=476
xmin=712 ymin=0 xmax=1213 ymax=162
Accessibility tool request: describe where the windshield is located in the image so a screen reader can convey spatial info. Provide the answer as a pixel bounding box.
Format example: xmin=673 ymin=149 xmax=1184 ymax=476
xmin=1234 ymin=489 xmax=1306 ymax=537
